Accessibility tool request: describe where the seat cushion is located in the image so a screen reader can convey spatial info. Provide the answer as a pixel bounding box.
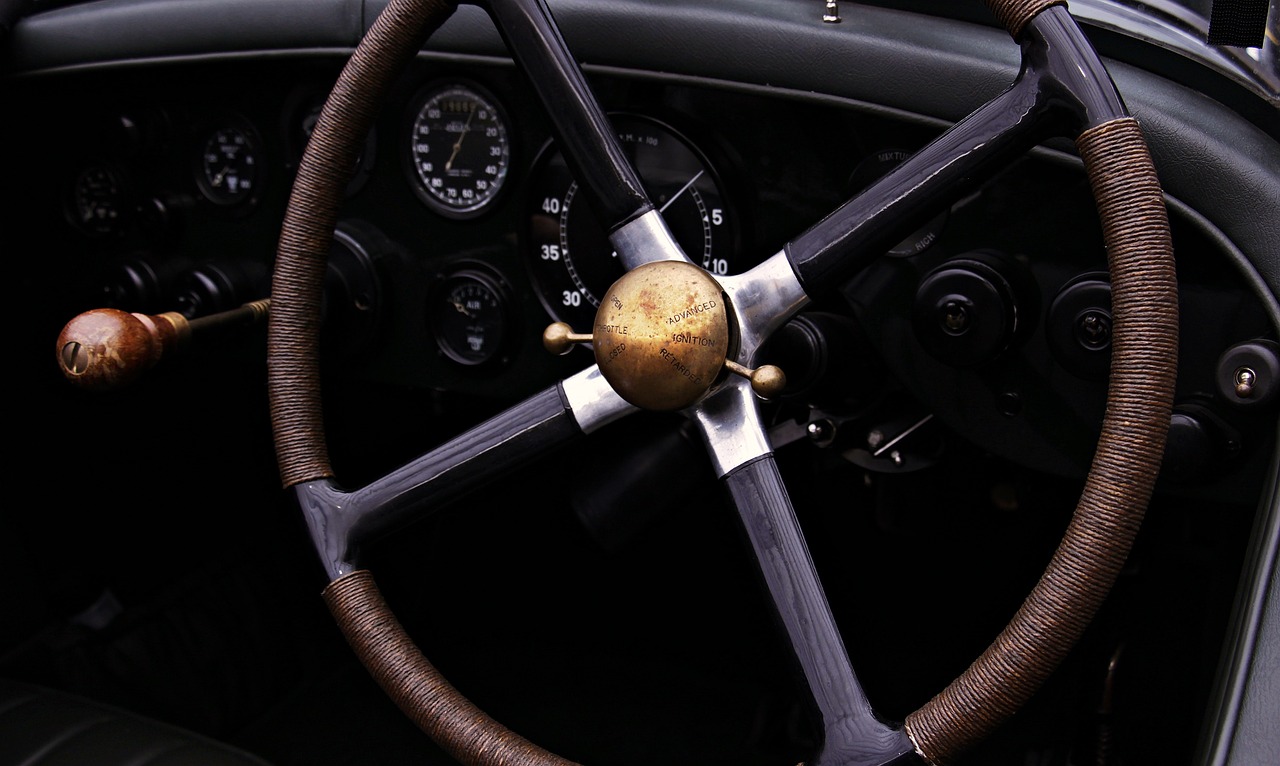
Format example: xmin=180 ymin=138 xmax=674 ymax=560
xmin=0 ymin=679 xmax=273 ymax=766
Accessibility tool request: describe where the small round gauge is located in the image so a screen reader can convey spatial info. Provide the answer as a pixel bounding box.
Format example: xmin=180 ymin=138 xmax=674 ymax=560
xmin=197 ymin=121 xmax=262 ymax=206
xmin=428 ymin=268 xmax=512 ymax=366
xmin=526 ymin=113 xmax=739 ymax=330
xmin=67 ymin=164 xmax=129 ymax=237
xmin=406 ymin=82 xmax=512 ymax=218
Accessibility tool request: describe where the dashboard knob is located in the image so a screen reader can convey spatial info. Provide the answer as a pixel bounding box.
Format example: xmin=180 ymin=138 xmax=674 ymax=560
xmin=1216 ymin=339 xmax=1280 ymax=408
xmin=911 ymin=251 xmax=1035 ymax=367
xmin=1161 ymin=403 xmax=1242 ymax=485
xmin=57 ymin=308 xmax=189 ymax=390
xmin=1047 ymin=272 xmax=1112 ymax=380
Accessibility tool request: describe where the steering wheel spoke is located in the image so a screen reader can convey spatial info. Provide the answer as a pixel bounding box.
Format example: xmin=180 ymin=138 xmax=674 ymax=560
xmin=786 ymin=5 xmax=1127 ymax=299
xmin=299 ymin=376 xmax=631 ymax=579
xmin=722 ymin=454 xmax=916 ymax=766
xmin=691 ymin=381 xmax=915 ymax=762
xmin=478 ymin=0 xmax=647 ymax=225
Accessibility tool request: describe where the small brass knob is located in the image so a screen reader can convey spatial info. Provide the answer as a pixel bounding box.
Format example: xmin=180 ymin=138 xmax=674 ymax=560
xmin=724 ymin=359 xmax=787 ymax=400
xmin=543 ymin=322 xmax=592 ymax=356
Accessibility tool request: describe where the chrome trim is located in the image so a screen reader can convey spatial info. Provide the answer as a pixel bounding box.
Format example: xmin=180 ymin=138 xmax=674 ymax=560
xmin=719 ymin=249 xmax=811 ymax=365
xmin=560 ymin=363 xmax=636 ymax=433
xmin=691 ymin=377 xmax=773 ymax=477
xmin=608 ymin=208 xmax=692 ymax=271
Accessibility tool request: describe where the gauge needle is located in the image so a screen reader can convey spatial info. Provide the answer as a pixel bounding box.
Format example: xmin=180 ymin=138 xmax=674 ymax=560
xmin=450 ymin=298 xmax=474 ymax=318
xmin=659 ymin=170 xmax=705 ymax=214
xmin=445 ymin=105 xmax=478 ymax=173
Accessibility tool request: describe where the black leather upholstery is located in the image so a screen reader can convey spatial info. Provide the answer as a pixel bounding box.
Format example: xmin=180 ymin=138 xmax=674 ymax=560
xmin=0 ymin=679 xmax=272 ymax=766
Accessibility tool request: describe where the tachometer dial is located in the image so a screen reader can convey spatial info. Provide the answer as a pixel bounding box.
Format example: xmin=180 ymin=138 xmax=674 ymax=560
xmin=526 ymin=114 xmax=737 ymax=330
xmin=406 ymin=82 xmax=512 ymax=219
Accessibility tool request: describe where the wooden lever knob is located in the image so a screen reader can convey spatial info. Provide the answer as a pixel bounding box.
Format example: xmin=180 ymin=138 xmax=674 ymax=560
xmin=56 ymin=308 xmax=190 ymax=390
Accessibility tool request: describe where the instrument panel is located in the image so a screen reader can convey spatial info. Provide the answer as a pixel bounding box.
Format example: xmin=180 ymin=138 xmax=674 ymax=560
xmin=45 ymin=59 xmax=868 ymax=397
xmin=34 ymin=56 xmax=1276 ymax=494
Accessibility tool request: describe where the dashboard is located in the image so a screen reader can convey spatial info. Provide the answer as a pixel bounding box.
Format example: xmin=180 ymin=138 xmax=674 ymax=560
xmin=4 ymin=2 xmax=1280 ymax=766
xmin=19 ymin=49 xmax=1277 ymax=492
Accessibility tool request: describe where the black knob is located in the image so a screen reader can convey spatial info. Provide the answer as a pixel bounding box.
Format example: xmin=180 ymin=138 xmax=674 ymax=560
xmin=1161 ymin=403 xmax=1241 ymax=485
xmin=911 ymin=251 xmax=1036 ymax=367
xmin=1047 ymin=273 xmax=1112 ymax=381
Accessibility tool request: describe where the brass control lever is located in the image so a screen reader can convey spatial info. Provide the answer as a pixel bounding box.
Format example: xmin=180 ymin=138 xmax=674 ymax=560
xmin=56 ymin=299 xmax=270 ymax=390
xmin=542 ymin=260 xmax=784 ymax=410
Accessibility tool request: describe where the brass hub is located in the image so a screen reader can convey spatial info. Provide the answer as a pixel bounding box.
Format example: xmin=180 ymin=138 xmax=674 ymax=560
xmin=592 ymin=260 xmax=731 ymax=411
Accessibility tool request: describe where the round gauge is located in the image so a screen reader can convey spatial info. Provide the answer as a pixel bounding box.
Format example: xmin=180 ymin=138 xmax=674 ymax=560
xmin=67 ymin=164 xmax=128 ymax=237
xmin=428 ymin=268 xmax=512 ymax=366
xmin=526 ymin=114 xmax=738 ymax=330
xmin=196 ymin=121 xmax=262 ymax=206
xmin=406 ymin=82 xmax=512 ymax=218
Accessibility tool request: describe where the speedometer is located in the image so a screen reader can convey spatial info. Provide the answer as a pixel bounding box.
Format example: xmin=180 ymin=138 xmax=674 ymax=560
xmin=525 ymin=114 xmax=738 ymax=330
xmin=406 ymin=81 xmax=512 ymax=219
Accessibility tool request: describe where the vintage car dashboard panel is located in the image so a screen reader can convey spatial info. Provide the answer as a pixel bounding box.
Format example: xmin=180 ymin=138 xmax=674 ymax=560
xmin=5 ymin=3 xmax=1280 ymax=765
xmin=13 ymin=52 xmax=1276 ymax=495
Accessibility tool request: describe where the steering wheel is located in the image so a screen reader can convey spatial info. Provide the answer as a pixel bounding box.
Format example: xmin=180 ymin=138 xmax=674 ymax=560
xmin=267 ymin=1 xmax=1179 ymax=764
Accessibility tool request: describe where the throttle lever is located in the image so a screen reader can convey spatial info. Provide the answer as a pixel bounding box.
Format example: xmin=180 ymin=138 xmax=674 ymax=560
xmin=56 ymin=299 xmax=270 ymax=390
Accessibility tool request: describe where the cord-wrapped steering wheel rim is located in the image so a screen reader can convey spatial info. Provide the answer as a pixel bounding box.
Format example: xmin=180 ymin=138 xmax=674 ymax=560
xmin=267 ymin=2 xmax=1178 ymax=764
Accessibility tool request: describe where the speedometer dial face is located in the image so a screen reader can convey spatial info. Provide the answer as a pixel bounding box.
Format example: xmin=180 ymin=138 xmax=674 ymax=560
xmin=407 ymin=82 xmax=512 ymax=218
xmin=526 ymin=114 xmax=737 ymax=330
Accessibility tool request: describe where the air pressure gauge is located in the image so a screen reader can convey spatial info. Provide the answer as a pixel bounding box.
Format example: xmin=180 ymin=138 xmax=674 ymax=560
xmin=428 ymin=268 xmax=512 ymax=366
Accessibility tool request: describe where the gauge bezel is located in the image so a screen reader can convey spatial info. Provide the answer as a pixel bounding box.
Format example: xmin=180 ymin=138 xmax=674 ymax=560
xmin=403 ymin=79 xmax=514 ymax=221
xmin=64 ymin=161 xmax=130 ymax=238
xmin=194 ymin=113 xmax=265 ymax=208
xmin=427 ymin=263 xmax=515 ymax=368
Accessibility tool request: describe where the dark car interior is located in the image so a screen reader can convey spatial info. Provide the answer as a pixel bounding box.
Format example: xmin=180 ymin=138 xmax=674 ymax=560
xmin=3 ymin=1 xmax=1278 ymax=765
